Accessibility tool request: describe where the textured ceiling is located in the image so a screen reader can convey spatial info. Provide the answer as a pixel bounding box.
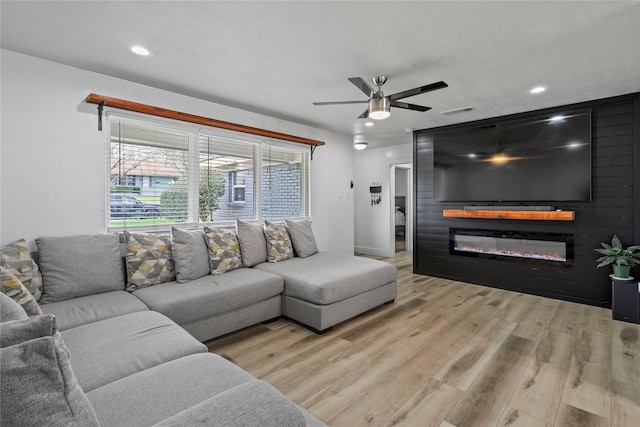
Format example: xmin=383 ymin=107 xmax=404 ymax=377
xmin=2 ymin=1 xmax=639 ymax=149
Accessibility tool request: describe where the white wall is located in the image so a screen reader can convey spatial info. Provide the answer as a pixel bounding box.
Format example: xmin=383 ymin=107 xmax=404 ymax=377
xmin=0 ymin=50 xmax=354 ymax=254
xmin=354 ymin=143 xmax=412 ymax=257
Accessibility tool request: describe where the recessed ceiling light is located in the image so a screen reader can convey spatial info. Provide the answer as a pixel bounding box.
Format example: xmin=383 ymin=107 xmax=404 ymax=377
xmin=129 ymin=45 xmax=151 ymax=56
xmin=530 ymin=86 xmax=546 ymax=94
xmin=364 ymin=122 xmax=374 ymax=127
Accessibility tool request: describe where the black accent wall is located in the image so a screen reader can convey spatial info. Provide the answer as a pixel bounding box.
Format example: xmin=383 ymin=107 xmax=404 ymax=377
xmin=413 ymin=93 xmax=640 ymax=306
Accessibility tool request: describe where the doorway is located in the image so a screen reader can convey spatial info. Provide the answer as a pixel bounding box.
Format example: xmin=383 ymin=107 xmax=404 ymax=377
xmin=392 ymin=164 xmax=412 ymax=253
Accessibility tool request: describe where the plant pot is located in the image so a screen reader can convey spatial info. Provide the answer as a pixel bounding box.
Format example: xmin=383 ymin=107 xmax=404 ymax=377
xmin=613 ymin=265 xmax=631 ymax=279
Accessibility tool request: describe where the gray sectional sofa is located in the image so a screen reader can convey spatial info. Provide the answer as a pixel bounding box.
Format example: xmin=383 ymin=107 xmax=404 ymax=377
xmin=1 ymin=218 xmax=397 ymax=426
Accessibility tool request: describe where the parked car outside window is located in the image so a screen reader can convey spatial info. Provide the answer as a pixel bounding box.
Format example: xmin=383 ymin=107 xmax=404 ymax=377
xmin=110 ymin=194 xmax=160 ymax=218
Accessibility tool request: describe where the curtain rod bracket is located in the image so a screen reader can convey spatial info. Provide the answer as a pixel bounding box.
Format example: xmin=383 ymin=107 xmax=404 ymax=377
xmin=310 ymin=144 xmax=318 ymax=160
xmin=97 ymin=100 xmax=106 ymax=131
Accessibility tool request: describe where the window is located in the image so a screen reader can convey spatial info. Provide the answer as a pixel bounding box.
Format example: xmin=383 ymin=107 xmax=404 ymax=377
xmin=262 ymin=145 xmax=309 ymax=219
xmin=107 ymin=115 xmax=310 ymax=230
xmin=109 ymin=117 xmax=189 ymax=228
xmin=229 ymin=171 xmax=246 ymax=202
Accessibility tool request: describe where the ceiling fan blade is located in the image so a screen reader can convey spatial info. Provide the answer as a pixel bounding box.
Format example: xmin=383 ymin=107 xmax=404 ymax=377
xmin=313 ymin=100 xmax=368 ymax=106
xmin=388 ymin=81 xmax=448 ymax=101
xmin=348 ymin=77 xmax=376 ymax=98
xmin=390 ymin=100 xmax=432 ymax=112
xmin=357 ymin=108 xmax=370 ymax=119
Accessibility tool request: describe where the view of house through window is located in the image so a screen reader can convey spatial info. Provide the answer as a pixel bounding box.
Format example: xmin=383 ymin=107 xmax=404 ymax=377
xmin=108 ymin=116 xmax=309 ymax=229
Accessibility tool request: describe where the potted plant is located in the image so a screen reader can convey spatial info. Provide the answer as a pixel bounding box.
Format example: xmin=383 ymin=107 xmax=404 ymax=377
xmin=594 ymin=235 xmax=640 ymax=279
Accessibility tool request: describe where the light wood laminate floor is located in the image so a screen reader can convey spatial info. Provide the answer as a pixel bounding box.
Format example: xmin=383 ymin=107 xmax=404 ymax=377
xmin=206 ymin=252 xmax=640 ymax=427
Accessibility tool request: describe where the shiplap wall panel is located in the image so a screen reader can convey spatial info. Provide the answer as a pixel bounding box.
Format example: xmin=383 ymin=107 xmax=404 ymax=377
xmin=413 ymin=93 xmax=639 ymax=306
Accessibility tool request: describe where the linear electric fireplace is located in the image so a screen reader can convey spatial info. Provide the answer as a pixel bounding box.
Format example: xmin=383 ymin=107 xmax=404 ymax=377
xmin=450 ymin=229 xmax=574 ymax=264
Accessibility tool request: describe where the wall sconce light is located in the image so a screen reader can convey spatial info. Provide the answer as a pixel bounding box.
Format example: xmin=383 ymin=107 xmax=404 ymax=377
xmin=353 ymin=135 xmax=369 ymax=150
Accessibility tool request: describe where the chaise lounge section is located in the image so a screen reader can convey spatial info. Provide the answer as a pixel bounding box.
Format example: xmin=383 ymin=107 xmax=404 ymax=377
xmin=255 ymin=251 xmax=397 ymax=332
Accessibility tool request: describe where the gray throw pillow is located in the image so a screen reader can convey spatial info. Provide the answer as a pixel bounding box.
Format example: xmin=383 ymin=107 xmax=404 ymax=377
xmin=0 ymin=314 xmax=58 ymax=348
xmin=0 ymin=336 xmax=100 ymax=427
xmin=171 ymin=227 xmax=210 ymax=283
xmin=37 ymin=234 xmax=125 ymax=304
xmin=285 ymin=218 xmax=319 ymax=258
xmin=236 ymin=219 xmax=268 ymax=267
xmin=0 ymin=292 xmax=28 ymax=322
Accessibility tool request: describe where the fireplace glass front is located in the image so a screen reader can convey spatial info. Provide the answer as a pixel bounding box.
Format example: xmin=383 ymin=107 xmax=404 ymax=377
xmin=450 ymin=229 xmax=573 ymax=263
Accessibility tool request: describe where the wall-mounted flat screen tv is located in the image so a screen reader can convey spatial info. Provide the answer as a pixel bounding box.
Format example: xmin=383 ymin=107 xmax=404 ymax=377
xmin=433 ymin=109 xmax=592 ymax=202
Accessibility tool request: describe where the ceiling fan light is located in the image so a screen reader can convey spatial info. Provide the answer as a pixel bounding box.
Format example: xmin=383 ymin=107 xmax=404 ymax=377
xmin=368 ymin=98 xmax=390 ymax=120
xmin=353 ymin=135 xmax=369 ymax=150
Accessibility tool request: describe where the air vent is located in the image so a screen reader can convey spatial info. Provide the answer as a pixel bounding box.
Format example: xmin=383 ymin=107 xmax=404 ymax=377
xmin=441 ymin=106 xmax=474 ymax=116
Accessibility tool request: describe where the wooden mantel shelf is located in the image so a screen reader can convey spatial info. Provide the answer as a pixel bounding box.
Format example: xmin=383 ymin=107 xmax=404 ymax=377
xmin=443 ymin=209 xmax=575 ymax=221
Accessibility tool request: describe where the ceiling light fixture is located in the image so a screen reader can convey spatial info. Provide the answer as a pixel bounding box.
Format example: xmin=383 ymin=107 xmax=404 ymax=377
xmin=364 ymin=122 xmax=374 ymax=127
xmin=353 ymin=135 xmax=369 ymax=150
xmin=129 ymin=45 xmax=151 ymax=56
xmin=490 ymin=153 xmax=511 ymax=165
xmin=368 ymin=97 xmax=390 ymax=120
xmin=530 ymin=86 xmax=546 ymax=94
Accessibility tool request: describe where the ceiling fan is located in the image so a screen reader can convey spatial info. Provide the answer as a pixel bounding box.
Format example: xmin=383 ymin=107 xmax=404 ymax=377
xmin=313 ymin=76 xmax=448 ymax=120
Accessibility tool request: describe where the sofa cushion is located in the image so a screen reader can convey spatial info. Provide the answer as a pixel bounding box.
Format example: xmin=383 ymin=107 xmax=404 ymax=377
xmin=0 ymin=292 xmax=28 ymax=321
xmin=203 ymin=226 xmax=242 ymax=274
xmin=0 ymin=238 xmax=43 ymax=300
xmin=1 ymin=266 xmax=43 ymax=316
xmin=154 ymin=380 xmax=306 ymax=427
xmin=60 ymin=311 xmax=207 ymax=392
xmin=37 ymin=234 xmax=125 ymax=303
xmin=264 ymin=220 xmax=294 ymax=263
xmin=0 ymin=336 xmax=100 ymax=427
xmin=132 ymin=268 xmax=284 ymax=325
xmin=254 ymin=252 xmax=398 ymax=305
xmin=236 ymin=219 xmax=268 ymax=267
xmin=40 ymin=290 xmax=149 ymax=331
xmin=124 ymin=231 xmax=176 ymax=290
xmin=87 ymin=353 xmax=255 ymax=427
xmin=285 ymin=218 xmax=319 ymax=258
xmin=170 ymin=227 xmax=210 ymax=283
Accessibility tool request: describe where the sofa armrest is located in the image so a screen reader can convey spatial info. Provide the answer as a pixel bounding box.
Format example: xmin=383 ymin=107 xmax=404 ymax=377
xmin=152 ymin=380 xmax=306 ymax=427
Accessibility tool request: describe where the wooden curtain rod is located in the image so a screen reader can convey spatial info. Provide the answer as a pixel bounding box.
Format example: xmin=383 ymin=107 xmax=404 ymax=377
xmin=85 ymin=93 xmax=326 ymax=148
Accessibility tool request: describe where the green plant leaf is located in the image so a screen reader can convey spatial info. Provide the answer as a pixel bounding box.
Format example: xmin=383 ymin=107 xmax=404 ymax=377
xmin=612 ymin=235 xmax=622 ymax=249
xmin=596 ymin=258 xmax=614 ymax=268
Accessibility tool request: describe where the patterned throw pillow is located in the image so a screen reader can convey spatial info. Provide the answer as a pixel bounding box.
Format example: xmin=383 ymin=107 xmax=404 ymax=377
xmin=203 ymin=227 xmax=242 ymax=275
xmin=0 ymin=238 xmax=43 ymax=301
xmin=1 ymin=266 xmax=43 ymax=316
xmin=124 ymin=232 xmax=176 ymax=291
xmin=264 ymin=220 xmax=294 ymax=263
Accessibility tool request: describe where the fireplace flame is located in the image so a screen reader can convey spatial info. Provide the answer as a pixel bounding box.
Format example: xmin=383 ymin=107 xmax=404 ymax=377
xmin=454 ymin=245 xmax=566 ymax=262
